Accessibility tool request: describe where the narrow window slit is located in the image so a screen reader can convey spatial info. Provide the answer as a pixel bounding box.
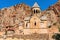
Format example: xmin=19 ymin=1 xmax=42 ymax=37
xmin=34 ymin=22 xmax=36 ymax=26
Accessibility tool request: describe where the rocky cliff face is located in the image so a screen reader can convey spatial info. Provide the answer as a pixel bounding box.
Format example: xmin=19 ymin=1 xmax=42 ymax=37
xmin=46 ymin=0 xmax=60 ymax=28
xmin=0 ymin=3 xmax=31 ymax=28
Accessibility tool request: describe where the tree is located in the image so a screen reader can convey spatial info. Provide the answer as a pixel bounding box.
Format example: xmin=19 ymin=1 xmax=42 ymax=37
xmin=52 ymin=33 xmax=60 ymax=40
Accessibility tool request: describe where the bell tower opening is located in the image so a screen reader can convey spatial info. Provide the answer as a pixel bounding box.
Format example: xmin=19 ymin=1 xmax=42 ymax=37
xmin=36 ymin=10 xmax=40 ymax=13
xmin=34 ymin=9 xmax=35 ymax=13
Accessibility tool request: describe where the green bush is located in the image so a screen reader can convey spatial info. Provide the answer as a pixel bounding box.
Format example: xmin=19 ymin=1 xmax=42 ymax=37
xmin=52 ymin=33 xmax=60 ymax=40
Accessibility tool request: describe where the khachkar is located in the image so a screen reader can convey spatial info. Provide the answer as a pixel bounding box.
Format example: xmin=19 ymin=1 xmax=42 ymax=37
xmin=0 ymin=2 xmax=59 ymax=40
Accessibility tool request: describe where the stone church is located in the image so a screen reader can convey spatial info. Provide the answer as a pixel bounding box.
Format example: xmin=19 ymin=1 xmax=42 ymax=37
xmin=23 ymin=2 xmax=48 ymax=35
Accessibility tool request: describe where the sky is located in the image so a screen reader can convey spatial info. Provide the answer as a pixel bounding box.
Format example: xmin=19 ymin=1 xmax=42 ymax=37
xmin=0 ymin=0 xmax=58 ymax=10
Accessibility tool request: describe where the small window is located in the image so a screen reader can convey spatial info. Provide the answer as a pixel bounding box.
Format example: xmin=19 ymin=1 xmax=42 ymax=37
xmin=34 ymin=10 xmax=35 ymax=13
xmin=26 ymin=23 xmax=27 ymax=27
xmin=34 ymin=22 xmax=36 ymax=26
xmin=6 ymin=27 xmax=8 ymax=28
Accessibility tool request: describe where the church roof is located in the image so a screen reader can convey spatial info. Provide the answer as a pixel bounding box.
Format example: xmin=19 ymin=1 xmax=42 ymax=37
xmin=24 ymin=17 xmax=30 ymax=21
xmin=32 ymin=2 xmax=39 ymax=7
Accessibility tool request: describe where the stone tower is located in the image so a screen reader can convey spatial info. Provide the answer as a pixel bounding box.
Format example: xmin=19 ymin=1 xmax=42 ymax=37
xmin=32 ymin=2 xmax=41 ymax=14
xmin=30 ymin=2 xmax=41 ymax=29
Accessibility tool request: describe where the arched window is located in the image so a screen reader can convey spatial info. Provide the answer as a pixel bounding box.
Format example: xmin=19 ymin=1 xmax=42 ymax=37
xmin=26 ymin=23 xmax=27 ymax=27
xmin=34 ymin=9 xmax=35 ymax=13
xmin=26 ymin=22 xmax=30 ymax=28
xmin=34 ymin=22 xmax=36 ymax=26
xmin=36 ymin=10 xmax=40 ymax=13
